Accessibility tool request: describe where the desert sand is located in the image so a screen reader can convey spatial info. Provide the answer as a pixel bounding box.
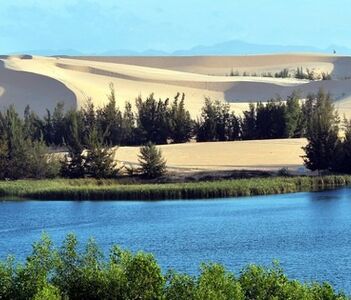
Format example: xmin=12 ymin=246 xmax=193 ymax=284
xmin=0 ymin=54 xmax=347 ymax=171
xmin=116 ymin=138 xmax=307 ymax=172
xmin=1 ymin=54 xmax=351 ymax=117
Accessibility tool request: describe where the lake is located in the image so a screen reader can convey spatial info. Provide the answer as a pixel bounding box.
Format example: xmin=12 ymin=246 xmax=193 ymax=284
xmin=1 ymin=188 xmax=351 ymax=293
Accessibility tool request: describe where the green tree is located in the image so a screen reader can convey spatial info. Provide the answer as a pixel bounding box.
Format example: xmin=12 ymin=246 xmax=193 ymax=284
xmin=60 ymin=111 xmax=85 ymax=178
xmin=121 ymin=101 xmax=136 ymax=145
xmin=23 ymin=105 xmax=44 ymax=141
xmin=303 ymin=90 xmax=339 ymax=172
xmin=96 ymin=84 xmax=123 ymax=145
xmin=196 ymin=264 xmax=243 ymax=300
xmin=241 ymin=103 xmax=256 ymax=140
xmin=51 ymin=102 xmax=66 ymax=146
xmin=26 ymin=139 xmax=60 ymax=179
xmin=165 ymin=271 xmax=196 ymax=300
xmin=80 ymin=98 xmax=97 ymax=145
xmin=331 ymin=118 xmax=351 ymax=173
xmin=196 ymin=98 xmax=218 ymax=142
xmin=135 ymin=94 xmax=170 ymax=144
xmin=84 ymin=127 xmax=118 ymax=178
xmin=138 ymin=142 xmax=167 ymax=178
xmin=169 ymin=93 xmax=193 ymax=143
xmin=285 ymin=92 xmax=303 ymax=137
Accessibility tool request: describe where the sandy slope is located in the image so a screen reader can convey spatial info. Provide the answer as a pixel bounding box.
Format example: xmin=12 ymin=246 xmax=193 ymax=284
xmin=116 ymin=138 xmax=307 ymax=172
xmin=0 ymin=54 xmax=338 ymax=171
xmin=1 ymin=54 xmax=351 ymax=118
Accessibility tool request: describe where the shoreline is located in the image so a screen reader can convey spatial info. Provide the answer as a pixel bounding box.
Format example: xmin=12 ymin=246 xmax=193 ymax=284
xmin=0 ymin=175 xmax=350 ymax=201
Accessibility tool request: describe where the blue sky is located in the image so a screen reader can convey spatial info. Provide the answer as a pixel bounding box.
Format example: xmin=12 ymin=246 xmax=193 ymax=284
xmin=0 ymin=0 xmax=350 ymax=54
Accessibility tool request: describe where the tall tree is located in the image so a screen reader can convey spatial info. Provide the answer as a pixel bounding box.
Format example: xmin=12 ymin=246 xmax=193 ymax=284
xmin=169 ymin=93 xmax=193 ymax=143
xmin=80 ymin=98 xmax=97 ymax=145
xmin=84 ymin=127 xmax=118 ymax=178
xmin=241 ymin=103 xmax=256 ymax=140
xmin=196 ymin=98 xmax=219 ymax=142
xmin=303 ymin=89 xmax=339 ymax=172
xmin=285 ymin=92 xmax=303 ymax=137
xmin=96 ymin=84 xmax=123 ymax=145
xmin=60 ymin=111 xmax=85 ymax=178
xmin=52 ymin=102 xmax=66 ymax=146
xmin=121 ymin=101 xmax=136 ymax=145
xmin=135 ymin=94 xmax=170 ymax=144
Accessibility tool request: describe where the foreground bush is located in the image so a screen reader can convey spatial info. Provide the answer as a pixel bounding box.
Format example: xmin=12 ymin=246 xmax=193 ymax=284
xmin=0 ymin=234 xmax=347 ymax=300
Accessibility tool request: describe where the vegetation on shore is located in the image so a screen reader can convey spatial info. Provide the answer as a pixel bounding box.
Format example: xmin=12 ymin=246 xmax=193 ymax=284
xmin=228 ymin=67 xmax=332 ymax=80
xmin=0 ymin=175 xmax=350 ymax=200
xmin=0 ymin=233 xmax=347 ymax=300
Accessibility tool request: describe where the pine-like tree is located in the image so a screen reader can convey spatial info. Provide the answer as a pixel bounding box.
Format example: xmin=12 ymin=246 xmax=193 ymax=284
xmin=196 ymin=98 xmax=219 ymax=142
xmin=303 ymin=90 xmax=339 ymax=172
xmin=135 ymin=94 xmax=170 ymax=144
xmin=285 ymin=92 xmax=303 ymax=137
xmin=60 ymin=111 xmax=85 ymax=178
xmin=241 ymin=103 xmax=256 ymax=140
xmin=169 ymin=93 xmax=193 ymax=143
xmin=84 ymin=127 xmax=118 ymax=178
xmin=121 ymin=101 xmax=135 ymax=145
xmin=138 ymin=143 xmax=166 ymax=178
xmin=96 ymin=84 xmax=123 ymax=145
xmin=52 ymin=102 xmax=66 ymax=145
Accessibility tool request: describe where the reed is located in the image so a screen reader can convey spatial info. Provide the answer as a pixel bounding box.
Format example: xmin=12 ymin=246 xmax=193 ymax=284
xmin=0 ymin=175 xmax=350 ymax=200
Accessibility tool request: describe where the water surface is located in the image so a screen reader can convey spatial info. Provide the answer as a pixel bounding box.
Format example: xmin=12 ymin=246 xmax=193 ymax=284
xmin=1 ymin=188 xmax=351 ymax=292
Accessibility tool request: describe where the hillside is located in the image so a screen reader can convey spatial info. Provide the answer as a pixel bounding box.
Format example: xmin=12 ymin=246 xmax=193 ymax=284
xmin=1 ymin=54 xmax=351 ymax=118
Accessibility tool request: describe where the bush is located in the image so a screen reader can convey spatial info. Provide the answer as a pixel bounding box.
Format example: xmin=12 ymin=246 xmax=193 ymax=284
xmin=0 ymin=234 xmax=347 ymax=300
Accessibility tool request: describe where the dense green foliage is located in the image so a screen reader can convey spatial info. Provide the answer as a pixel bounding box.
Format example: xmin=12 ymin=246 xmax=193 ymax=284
xmin=138 ymin=143 xmax=167 ymax=178
xmin=0 ymin=175 xmax=350 ymax=200
xmin=0 ymin=88 xmax=317 ymax=149
xmin=301 ymin=90 xmax=351 ymax=173
xmin=303 ymin=90 xmax=340 ymax=172
xmin=0 ymin=234 xmax=347 ymax=300
xmin=0 ymin=106 xmax=59 ymax=180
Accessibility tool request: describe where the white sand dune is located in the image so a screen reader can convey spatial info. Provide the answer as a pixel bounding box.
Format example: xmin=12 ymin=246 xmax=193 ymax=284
xmin=1 ymin=53 xmax=351 ymax=118
xmin=116 ymin=138 xmax=307 ymax=172
xmin=1 ymin=54 xmax=346 ymax=170
xmin=73 ymin=54 xmax=351 ymax=78
xmin=0 ymin=59 xmax=76 ymax=115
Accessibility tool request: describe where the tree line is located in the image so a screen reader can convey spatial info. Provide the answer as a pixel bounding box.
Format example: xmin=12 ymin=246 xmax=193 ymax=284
xmin=228 ymin=67 xmax=332 ymax=80
xmin=0 ymin=87 xmax=315 ymax=148
xmin=1 ymin=86 xmax=351 ymax=179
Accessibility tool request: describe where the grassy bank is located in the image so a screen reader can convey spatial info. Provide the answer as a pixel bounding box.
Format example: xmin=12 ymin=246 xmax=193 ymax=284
xmin=0 ymin=175 xmax=351 ymax=200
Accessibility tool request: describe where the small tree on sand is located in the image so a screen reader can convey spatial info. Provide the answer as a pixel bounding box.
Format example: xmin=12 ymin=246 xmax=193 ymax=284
xmin=138 ymin=143 xmax=166 ymax=178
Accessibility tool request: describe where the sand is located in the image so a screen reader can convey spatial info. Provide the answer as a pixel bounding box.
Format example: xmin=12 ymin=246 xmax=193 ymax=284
xmin=0 ymin=54 xmax=347 ymax=172
xmin=115 ymin=138 xmax=307 ymax=172
xmin=1 ymin=54 xmax=351 ymax=118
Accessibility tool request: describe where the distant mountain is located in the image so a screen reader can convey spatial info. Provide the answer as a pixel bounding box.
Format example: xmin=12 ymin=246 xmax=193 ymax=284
xmin=172 ymin=40 xmax=350 ymax=55
xmin=9 ymin=49 xmax=84 ymax=56
xmin=101 ymin=49 xmax=168 ymax=56
xmin=98 ymin=41 xmax=351 ymax=56
xmin=8 ymin=40 xmax=351 ymax=56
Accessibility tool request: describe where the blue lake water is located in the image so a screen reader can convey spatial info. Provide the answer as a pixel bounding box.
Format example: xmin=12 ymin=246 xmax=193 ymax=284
xmin=1 ymin=188 xmax=351 ymax=293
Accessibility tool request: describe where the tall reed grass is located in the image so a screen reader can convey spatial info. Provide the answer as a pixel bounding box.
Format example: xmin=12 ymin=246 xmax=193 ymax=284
xmin=0 ymin=175 xmax=350 ymax=200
